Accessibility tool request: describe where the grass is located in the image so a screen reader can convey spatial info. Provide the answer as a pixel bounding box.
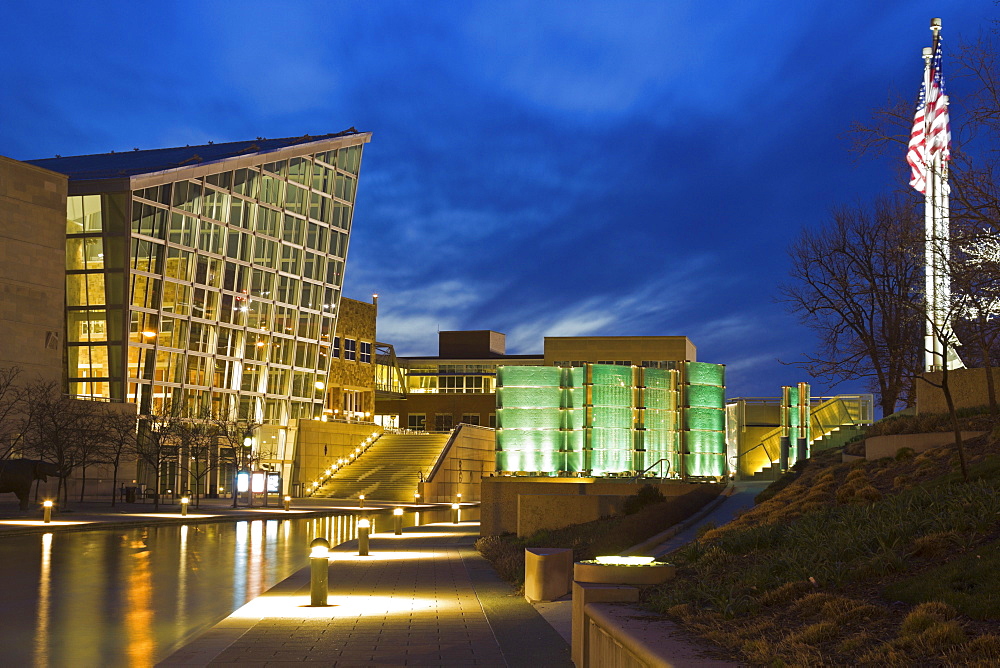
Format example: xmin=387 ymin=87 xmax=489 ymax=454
xmin=640 ymin=430 xmax=1000 ymax=666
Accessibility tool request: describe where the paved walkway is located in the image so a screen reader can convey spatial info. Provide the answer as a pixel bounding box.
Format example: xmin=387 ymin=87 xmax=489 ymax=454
xmin=648 ymin=481 xmax=769 ymax=557
xmin=158 ymin=522 xmax=572 ymax=667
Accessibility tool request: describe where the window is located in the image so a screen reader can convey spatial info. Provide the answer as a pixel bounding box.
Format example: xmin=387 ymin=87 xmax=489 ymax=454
xmin=461 ymin=413 xmax=480 ymax=426
xmin=333 ymin=336 xmax=341 ymax=358
xmin=489 ymin=413 xmax=497 ymax=429
xmin=360 ymin=341 xmax=371 ymax=364
xmin=344 ymin=338 xmax=357 ymax=361
xmin=434 ymin=414 xmax=453 ymax=431
xmin=407 ymin=414 xmax=426 ymax=431
xmin=597 ymin=360 xmax=630 ymax=366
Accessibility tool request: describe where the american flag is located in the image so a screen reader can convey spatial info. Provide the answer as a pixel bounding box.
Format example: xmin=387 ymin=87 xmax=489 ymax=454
xmin=908 ymin=39 xmax=950 ymax=193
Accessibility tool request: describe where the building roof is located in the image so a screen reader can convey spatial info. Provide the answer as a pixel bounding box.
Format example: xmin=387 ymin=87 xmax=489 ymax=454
xmin=25 ymin=130 xmax=365 ymax=181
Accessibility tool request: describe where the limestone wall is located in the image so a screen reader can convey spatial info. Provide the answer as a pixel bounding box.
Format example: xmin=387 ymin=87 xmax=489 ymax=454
xmin=422 ymin=424 xmax=495 ymax=502
xmin=916 ymin=368 xmax=1000 ymax=414
xmin=294 ymin=419 xmax=382 ymax=492
xmin=0 ymin=156 xmax=67 ymax=382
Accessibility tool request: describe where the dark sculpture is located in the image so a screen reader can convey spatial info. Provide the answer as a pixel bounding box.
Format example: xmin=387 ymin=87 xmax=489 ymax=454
xmin=0 ymin=459 xmax=63 ymax=510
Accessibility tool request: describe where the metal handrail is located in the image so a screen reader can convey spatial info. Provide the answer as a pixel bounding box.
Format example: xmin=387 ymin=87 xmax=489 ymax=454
xmin=631 ymin=458 xmax=673 ymax=483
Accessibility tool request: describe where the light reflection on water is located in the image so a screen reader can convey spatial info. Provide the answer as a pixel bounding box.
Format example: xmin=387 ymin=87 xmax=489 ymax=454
xmin=1 ymin=513 xmax=371 ymax=667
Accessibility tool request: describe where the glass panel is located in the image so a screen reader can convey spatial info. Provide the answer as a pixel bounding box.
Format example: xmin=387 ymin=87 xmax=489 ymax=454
xmin=276 ymin=275 xmax=299 ymax=304
xmin=247 ymin=299 xmax=272 ymax=329
xmin=202 ymin=187 xmax=229 ymax=222
xmin=260 ymin=175 xmax=283 ymax=206
xmin=161 ymin=280 xmax=191 ymax=316
xmin=205 ymin=171 xmax=232 ymax=189
xmin=67 ymin=310 xmax=109 ymax=344
xmin=66 ymin=237 xmax=104 ymax=270
xmin=168 ymin=213 xmax=197 ymax=247
xmin=281 ymin=215 xmax=304 ymax=245
xmin=164 ymin=246 xmax=193 ymax=281
xmin=172 ymin=180 xmax=202 ymax=214
xmin=257 ymin=207 xmax=280 ymax=237
xmin=233 ymin=168 xmax=259 ymax=198
xmin=288 ymin=157 xmax=310 ymax=185
xmin=194 ymin=255 xmax=223 ymax=287
xmin=66 ymin=195 xmax=103 ymax=234
xmin=230 ymin=198 xmax=255 ymax=230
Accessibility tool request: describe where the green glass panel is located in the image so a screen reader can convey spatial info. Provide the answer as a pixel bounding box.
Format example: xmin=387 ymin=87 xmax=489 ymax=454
xmin=497 ymin=408 xmax=561 ymax=430
xmin=498 ymin=365 xmax=562 ymax=387
xmin=564 ymin=430 xmax=585 ymax=453
xmin=591 ymin=364 xmax=633 ymax=384
xmin=562 ymin=409 xmax=585 ymax=430
xmin=591 ymin=406 xmax=632 ymax=429
xmin=684 ymin=407 xmax=725 ymax=431
xmin=498 ymin=386 xmax=561 ymax=408
xmin=686 ymin=384 xmax=725 ymax=408
xmin=643 ymin=368 xmax=674 ymax=389
xmin=685 ymin=361 xmax=725 ymax=386
xmin=684 ymin=429 xmax=726 ymax=454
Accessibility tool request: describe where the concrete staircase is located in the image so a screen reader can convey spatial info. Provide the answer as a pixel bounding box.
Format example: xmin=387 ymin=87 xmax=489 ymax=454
xmin=312 ymin=432 xmax=451 ymax=502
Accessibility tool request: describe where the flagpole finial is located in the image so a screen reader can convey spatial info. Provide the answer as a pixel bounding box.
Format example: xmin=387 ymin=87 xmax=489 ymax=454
xmin=931 ymin=17 xmax=942 ymax=34
xmin=923 ymin=46 xmax=933 ymax=62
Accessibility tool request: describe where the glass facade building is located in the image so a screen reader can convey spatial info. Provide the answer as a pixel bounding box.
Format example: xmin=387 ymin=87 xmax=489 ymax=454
xmin=29 ymin=132 xmax=370 ymax=485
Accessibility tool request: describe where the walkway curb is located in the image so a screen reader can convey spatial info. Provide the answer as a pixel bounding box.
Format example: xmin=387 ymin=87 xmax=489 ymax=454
xmin=621 ymin=482 xmax=736 ymax=557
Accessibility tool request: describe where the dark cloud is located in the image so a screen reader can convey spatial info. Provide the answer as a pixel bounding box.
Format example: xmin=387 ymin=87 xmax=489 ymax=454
xmin=0 ymin=0 xmax=990 ymax=398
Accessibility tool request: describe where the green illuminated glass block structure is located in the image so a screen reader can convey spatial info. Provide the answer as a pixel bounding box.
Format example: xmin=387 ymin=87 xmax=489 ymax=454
xmin=781 ymin=383 xmax=811 ymax=467
xmin=496 ymin=361 xmax=725 ymax=478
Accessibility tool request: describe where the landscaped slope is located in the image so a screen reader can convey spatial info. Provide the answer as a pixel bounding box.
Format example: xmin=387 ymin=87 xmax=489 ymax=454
xmin=645 ymin=433 xmax=1000 ymax=666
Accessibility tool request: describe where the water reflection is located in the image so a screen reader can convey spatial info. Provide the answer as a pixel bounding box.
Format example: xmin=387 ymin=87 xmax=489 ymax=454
xmin=0 ymin=507 xmax=475 ymax=666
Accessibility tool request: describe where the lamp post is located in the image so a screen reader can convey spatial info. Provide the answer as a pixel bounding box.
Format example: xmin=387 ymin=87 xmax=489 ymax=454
xmin=42 ymin=500 xmax=53 ymax=524
xmin=309 ymin=537 xmax=330 ymax=606
xmin=358 ymin=518 xmax=370 ymax=556
xmin=393 ymin=507 xmax=403 ymax=535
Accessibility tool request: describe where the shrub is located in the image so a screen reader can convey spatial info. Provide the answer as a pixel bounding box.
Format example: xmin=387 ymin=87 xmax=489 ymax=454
xmin=622 ymin=484 xmax=666 ymax=515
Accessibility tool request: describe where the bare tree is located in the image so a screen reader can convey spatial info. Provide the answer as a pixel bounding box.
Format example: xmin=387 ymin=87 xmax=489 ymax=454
xmin=0 ymin=366 xmax=29 ymax=459
xmin=99 ymin=406 xmax=139 ymax=506
xmin=780 ymin=196 xmax=924 ymax=416
xmin=213 ymin=415 xmax=261 ymax=507
xmin=133 ymin=410 xmax=179 ymax=511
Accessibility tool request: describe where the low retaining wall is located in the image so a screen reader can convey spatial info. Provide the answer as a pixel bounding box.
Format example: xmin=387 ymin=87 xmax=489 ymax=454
xmin=518 ymin=494 xmax=624 ymax=538
xmin=865 ymin=431 xmax=987 ymax=460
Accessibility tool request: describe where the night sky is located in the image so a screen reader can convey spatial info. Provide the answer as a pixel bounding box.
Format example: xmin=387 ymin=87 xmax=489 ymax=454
xmin=0 ymin=1 xmax=989 ymax=398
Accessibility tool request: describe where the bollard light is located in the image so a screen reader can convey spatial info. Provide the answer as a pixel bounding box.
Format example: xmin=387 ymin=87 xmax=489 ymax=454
xmin=456 ymin=492 xmax=462 ymax=501
xmin=43 ymin=500 xmax=53 ymax=524
xmin=358 ymin=518 xmax=371 ymax=556
xmin=393 ymin=507 xmax=403 ymax=535
xmin=358 ymin=494 xmax=365 ymax=509
xmin=283 ymin=495 xmax=291 ymax=511
xmin=309 ymin=537 xmax=330 ymax=606
xmin=451 ymin=502 xmax=460 ymax=524
xmin=180 ymin=496 xmax=190 ymax=516
xmin=413 ymin=491 xmax=420 ymax=503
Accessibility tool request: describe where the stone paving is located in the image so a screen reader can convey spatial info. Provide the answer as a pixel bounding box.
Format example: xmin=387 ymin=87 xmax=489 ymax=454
xmin=158 ymin=522 xmax=572 ymax=667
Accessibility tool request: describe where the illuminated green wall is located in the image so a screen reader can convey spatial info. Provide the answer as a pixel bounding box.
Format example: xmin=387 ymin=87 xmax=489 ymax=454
xmin=496 ymin=361 xmax=725 ymax=479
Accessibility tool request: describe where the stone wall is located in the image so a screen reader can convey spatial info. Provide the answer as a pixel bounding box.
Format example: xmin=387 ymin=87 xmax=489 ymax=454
xmin=294 ymin=419 xmax=382 ymax=492
xmin=916 ymin=367 xmax=1000 ymax=414
xmin=0 ymin=156 xmax=67 ymax=383
xmin=480 ymin=477 xmax=699 ymax=536
xmin=422 ymin=424 xmax=495 ymax=502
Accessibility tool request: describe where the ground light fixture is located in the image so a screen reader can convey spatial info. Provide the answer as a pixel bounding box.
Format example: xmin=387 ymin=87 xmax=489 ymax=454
xmin=393 ymin=507 xmax=403 ymax=535
xmin=451 ymin=503 xmax=460 ymax=524
xmin=42 ymin=500 xmax=53 ymax=524
xmin=180 ymin=496 xmax=190 ymax=516
xmin=309 ymin=537 xmax=330 ymax=606
xmin=357 ymin=518 xmax=371 ymax=556
xmin=594 ymin=556 xmax=656 ymax=565
xmin=283 ymin=495 xmax=291 ymax=511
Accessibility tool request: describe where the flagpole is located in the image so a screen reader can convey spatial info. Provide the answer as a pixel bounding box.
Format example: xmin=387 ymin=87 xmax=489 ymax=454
xmin=923 ymin=17 xmax=961 ymax=372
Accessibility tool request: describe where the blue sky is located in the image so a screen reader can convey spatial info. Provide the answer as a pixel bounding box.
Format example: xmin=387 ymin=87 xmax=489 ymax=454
xmin=0 ymin=0 xmax=988 ymax=398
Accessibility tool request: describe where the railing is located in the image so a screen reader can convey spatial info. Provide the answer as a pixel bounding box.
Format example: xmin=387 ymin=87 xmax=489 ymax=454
xmin=737 ymin=394 xmax=873 ymax=474
xmin=630 ymin=458 xmax=673 ymax=483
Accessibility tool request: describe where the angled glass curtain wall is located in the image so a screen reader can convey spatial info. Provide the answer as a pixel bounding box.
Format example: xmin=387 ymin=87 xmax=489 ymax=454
xmin=496 ymin=362 xmax=725 ymax=478
xmin=65 ymin=144 xmax=365 ymax=426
